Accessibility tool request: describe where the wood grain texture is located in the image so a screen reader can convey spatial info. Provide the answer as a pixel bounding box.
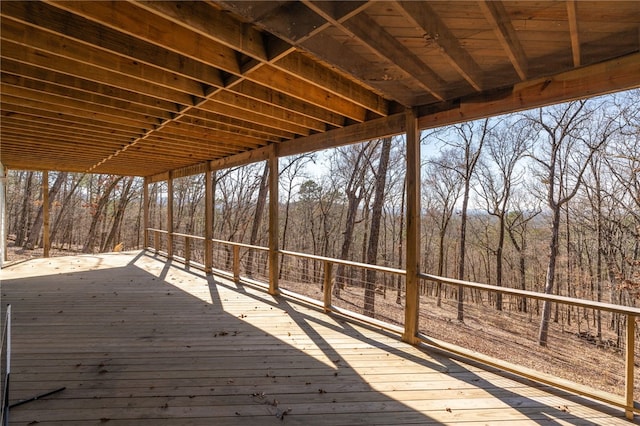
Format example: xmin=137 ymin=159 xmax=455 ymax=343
xmin=0 ymin=251 xmax=630 ymax=425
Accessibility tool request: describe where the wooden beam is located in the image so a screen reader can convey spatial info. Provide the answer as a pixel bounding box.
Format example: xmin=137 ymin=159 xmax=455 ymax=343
xmin=418 ymin=52 xmax=640 ymax=130
xmin=42 ymin=170 xmax=50 ymax=258
xmin=1 ymin=1 xmax=224 ymax=88
xmin=279 ymin=113 xmax=406 ymax=157
xmin=307 ymin=2 xmax=445 ymax=100
xmin=209 ymin=145 xmax=273 ymax=172
xmin=478 ymin=0 xmax=528 ymax=80
xmin=566 ymin=0 xmax=581 ymax=67
xmin=395 ymin=1 xmax=484 ymax=91
xmin=268 ymin=146 xmax=279 ymax=296
xmin=403 ymin=108 xmax=420 ymax=344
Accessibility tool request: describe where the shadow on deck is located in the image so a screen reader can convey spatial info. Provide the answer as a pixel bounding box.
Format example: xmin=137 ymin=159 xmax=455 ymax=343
xmin=0 ymin=251 xmax=630 ymax=425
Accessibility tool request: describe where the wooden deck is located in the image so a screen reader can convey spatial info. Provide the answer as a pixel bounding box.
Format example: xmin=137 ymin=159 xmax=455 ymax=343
xmin=0 ymin=251 xmax=632 ymax=425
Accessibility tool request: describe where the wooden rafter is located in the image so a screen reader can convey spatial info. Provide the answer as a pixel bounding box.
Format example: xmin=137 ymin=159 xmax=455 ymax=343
xmin=394 ymin=1 xmax=484 ymax=92
xmin=566 ymin=0 xmax=581 ymax=67
xmin=478 ymin=0 xmax=528 ymax=80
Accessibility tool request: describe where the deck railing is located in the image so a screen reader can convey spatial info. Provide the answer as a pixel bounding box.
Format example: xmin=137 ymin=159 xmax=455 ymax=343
xmin=144 ymin=229 xmax=639 ymax=419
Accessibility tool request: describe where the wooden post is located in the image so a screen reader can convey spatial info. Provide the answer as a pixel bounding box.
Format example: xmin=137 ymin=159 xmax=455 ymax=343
xmin=233 ymin=245 xmax=240 ymax=282
xmin=166 ymin=175 xmax=174 ymax=259
xmin=42 ymin=170 xmax=50 ymax=258
xmin=323 ymin=261 xmax=333 ymax=312
xmin=268 ymin=148 xmax=279 ymax=295
xmin=403 ymin=108 xmax=421 ymax=344
xmin=0 ymin=163 xmax=6 ymax=268
xmin=154 ymin=230 xmax=159 ymax=254
xmin=204 ymin=170 xmax=213 ymax=273
xmin=625 ymin=315 xmax=636 ymax=420
xmin=143 ymin=177 xmax=149 ymax=249
xmin=184 ymin=237 xmax=191 ymax=265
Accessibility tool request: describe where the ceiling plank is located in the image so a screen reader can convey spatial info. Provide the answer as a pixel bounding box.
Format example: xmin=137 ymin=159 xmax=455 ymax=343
xmin=1 ymin=58 xmax=181 ymax=114
xmin=477 ymin=0 xmax=528 ymax=80
xmin=394 ymin=1 xmax=484 ymax=92
xmin=0 ymin=18 xmax=206 ymax=97
xmin=1 ymin=84 xmax=162 ymax=128
xmin=1 ymin=73 xmax=173 ymax=121
xmin=1 ymin=39 xmax=197 ymax=106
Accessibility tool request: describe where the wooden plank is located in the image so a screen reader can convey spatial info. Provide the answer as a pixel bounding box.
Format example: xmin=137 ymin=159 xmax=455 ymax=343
xmin=0 ymin=251 xmax=632 ymax=424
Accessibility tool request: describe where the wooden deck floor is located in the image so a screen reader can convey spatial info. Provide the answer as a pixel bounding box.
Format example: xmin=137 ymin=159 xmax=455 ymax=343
xmin=0 ymin=251 xmax=632 ymax=425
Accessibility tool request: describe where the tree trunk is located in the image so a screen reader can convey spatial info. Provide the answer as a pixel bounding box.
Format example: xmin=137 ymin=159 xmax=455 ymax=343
xmin=16 ymin=171 xmax=34 ymax=246
xmin=101 ymin=177 xmax=134 ymax=251
xmin=247 ymin=162 xmax=269 ymax=277
xmin=25 ymin=172 xmax=67 ymax=249
xmin=83 ymin=176 xmax=123 ymax=253
xmin=538 ymin=205 xmax=561 ymax=346
xmin=364 ymin=137 xmax=392 ymax=317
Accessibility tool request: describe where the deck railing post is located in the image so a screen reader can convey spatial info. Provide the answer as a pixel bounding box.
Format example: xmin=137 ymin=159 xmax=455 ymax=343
xmin=323 ymin=261 xmax=333 ymax=312
xmin=166 ymin=176 xmax=174 ymax=259
xmin=625 ymin=314 xmax=636 ymax=420
xmin=233 ymin=245 xmax=240 ymax=282
xmin=185 ymin=236 xmax=191 ymax=265
xmin=153 ymin=230 xmax=159 ymax=254
xmin=204 ymin=170 xmax=213 ymax=273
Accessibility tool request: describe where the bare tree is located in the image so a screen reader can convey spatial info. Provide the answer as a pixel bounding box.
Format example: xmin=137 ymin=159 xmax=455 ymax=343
xmin=25 ymin=172 xmax=67 ymax=249
xmin=364 ymin=137 xmax=392 ymax=317
xmin=438 ymin=119 xmax=490 ymax=321
xmin=526 ymin=99 xmax=618 ymax=346
xmin=424 ymin=151 xmax=463 ymax=306
xmin=476 ymin=118 xmax=530 ymax=310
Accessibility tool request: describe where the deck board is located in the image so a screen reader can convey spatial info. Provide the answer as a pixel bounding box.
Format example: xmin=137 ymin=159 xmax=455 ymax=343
xmin=0 ymin=251 xmax=631 ymax=425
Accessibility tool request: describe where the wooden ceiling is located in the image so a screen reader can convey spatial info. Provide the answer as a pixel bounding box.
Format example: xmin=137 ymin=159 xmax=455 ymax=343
xmin=1 ymin=1 xmax=639 ymax=177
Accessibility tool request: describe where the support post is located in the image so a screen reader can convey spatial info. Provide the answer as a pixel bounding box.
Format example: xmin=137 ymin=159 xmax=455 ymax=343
xmin=143 ymin=177 xmax=149 ymax=249
xmin=42 ymin=171 xmax=50 ymax=258
xmin=323 ymin=261 xmax=333 ymax=312
xmin=166 ymin=175 xmax=174 ymax=259
xmin=625 ymin=315 xmax=636 ymax=420
xmin=268 ymin=148 xmax=279 ymax=295
xmin=233 ymin=245 xmax=240 ymax=282
xmin=204 ymin=170 xmax=213 ymax=273
xmin=0 ymin=163 xmax=6 ymax=268
xmin=403 ymin=108 xmax=421 ymax=344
